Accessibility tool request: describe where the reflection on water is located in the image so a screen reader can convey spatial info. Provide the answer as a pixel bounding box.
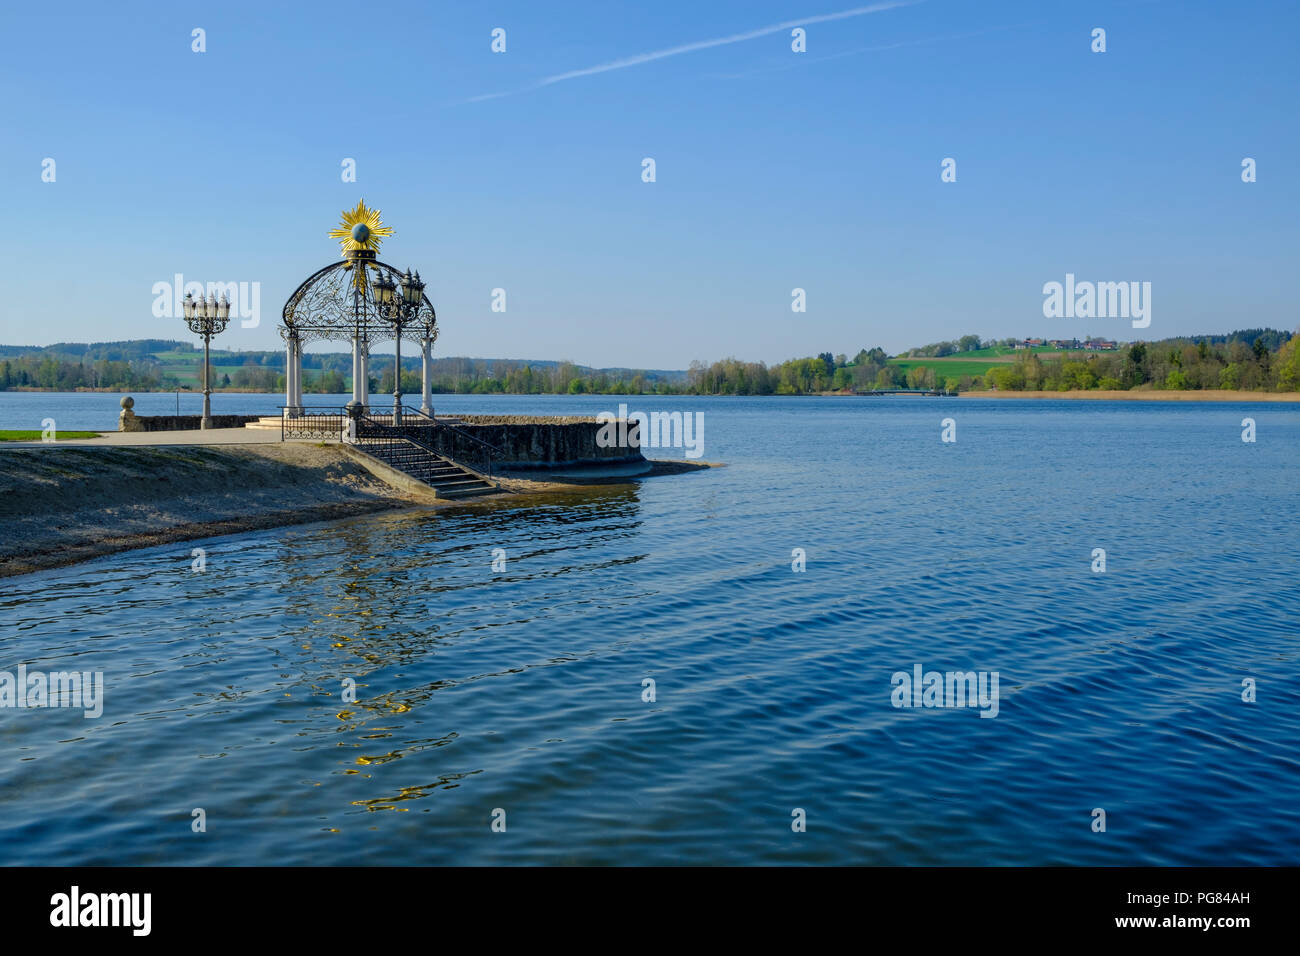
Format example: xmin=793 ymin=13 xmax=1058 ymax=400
xmin=1 ymin=398 xmax=1298 ymax=865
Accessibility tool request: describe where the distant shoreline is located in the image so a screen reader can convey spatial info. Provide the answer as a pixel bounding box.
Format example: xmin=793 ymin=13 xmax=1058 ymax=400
xmin=3 ymin=386 xmax=1298 ymax=403
xmin=1 ymin=386 xmax=302 ymax=394
xmin=956 ymin=389 xmax=1300 ymax=403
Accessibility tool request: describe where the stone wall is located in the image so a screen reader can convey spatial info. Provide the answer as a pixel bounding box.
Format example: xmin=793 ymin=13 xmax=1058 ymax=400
xmin=445 ymin=416 xmax=641 ymax=468
xmin=124 ymin=414 xmax=264 ymax=432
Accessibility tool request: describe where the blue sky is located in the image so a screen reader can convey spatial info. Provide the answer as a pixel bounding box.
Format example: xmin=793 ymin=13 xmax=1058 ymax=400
xmin=2 ymin=0 xmax=1296 ymax=367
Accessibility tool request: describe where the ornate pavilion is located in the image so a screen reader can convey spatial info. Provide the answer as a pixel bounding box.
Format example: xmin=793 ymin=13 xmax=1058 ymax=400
xmin=280 ymin=201 xmax=438 ymax=415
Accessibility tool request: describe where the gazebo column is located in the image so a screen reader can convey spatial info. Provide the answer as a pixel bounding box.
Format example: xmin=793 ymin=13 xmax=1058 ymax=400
xmin=359 ymin=340 xmax=370 ymax=412
xmin=285 ymin=336 xmax=295 ymax=416
xmin=287 ymin=334 xmax=303 ymax=415
xmin=420 ymin=336 xmax=433 ymax=416
xmin=351 ymin=334 xmax=364 ymax=408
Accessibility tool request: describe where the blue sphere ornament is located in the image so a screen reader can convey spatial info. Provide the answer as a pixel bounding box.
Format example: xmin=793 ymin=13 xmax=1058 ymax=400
xmin=351 ymin=223 xmax=371 ymax=243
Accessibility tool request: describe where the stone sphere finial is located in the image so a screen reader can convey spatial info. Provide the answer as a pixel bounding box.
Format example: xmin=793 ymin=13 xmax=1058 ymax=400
xmin=120 ymin=396 xmax=135 ymax=410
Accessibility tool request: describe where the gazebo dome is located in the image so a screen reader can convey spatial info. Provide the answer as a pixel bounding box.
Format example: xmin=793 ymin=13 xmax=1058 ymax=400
xmin=279 ymin=202 xmax=439 ymax=416
xmin=281 ymin=257 xmax=437 ymax=348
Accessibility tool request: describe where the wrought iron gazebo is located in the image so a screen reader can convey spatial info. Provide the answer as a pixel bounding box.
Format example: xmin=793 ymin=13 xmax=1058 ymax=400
xmin=280 ymin=200 xmax=438 ymax=415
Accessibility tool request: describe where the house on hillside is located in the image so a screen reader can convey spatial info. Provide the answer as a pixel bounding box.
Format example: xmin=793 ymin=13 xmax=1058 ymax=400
xmin=1083 ymin=338 xmax=1118 ymax=351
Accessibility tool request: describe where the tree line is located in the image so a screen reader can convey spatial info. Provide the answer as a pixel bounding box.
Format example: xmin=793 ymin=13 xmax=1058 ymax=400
xmin=682 ymin=332 xmax=1298 ymax=395
xmin=979 ymin=336 xmax=1299 ymax=393
xmin=2 ymin=331 xmax=1295 ymax=394
xmin=0 ymin=356 xmax=163 ymax=391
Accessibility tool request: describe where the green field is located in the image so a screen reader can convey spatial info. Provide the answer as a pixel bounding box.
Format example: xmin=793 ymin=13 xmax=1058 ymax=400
xmin=151 ymin=349 xmax=281 ymax=389
xmin=887 ymin=358 xmax=1000 ymax=379
xmin=940 ymin=345 xmax=1060 ymax=359
xmin=0 ymin=430 xmax=101 ymax=441
xmin=887 ymin=346 xmax=1080 ymax=381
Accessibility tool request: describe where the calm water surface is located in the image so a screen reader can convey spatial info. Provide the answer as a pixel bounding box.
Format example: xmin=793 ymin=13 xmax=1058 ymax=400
xmin=1 ymin=395 xmax=1297 ymax=864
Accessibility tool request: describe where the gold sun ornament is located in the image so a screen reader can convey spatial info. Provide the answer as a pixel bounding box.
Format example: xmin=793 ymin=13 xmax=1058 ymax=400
xmin=329 ymin=199 xmax=394 ymax=258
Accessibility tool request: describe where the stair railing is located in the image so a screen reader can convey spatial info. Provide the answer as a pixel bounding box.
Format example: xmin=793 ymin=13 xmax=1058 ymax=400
xmin=354 ymin=408 xmax=503 ymax=480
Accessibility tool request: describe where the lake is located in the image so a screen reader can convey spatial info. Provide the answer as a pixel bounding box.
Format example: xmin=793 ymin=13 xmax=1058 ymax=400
xmin=1 ymin=394 xmax=1297 ymax=864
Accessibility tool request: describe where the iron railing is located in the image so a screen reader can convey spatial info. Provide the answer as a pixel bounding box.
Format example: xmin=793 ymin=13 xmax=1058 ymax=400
xmin=280 ymin=406 xmax=347 ymax=440
xmin=355 ymin=405 xmax=502 ymax=479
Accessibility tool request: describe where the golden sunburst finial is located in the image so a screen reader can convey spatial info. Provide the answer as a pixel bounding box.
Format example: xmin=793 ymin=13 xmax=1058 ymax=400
xmin=329 ymin=199 xmax=394 ymax=258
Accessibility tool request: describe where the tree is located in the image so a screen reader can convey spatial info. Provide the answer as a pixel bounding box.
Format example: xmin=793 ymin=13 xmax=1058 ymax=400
xmin=1059 ymin=360 xmax=1096 ymax=390
xmin=987 ymin=365 xmax=1025 ymax=391
xmin=1125 ymin=343 xmax=1149 ymax=386
xmin=309 ymin=369 xmax=346 ymax=393
xmin=1273 ymin=335 xmax=1300 ymax=390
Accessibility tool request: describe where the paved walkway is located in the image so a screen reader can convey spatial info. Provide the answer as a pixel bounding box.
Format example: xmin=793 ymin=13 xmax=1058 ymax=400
xmin=1 ymin=428 xmax=300 ymax=448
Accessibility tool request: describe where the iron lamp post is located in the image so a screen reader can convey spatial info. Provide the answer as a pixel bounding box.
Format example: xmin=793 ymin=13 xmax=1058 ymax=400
xmin=183 ymin=291 xmax=231 ymax=429
xmin=373 ymin=268 xmax=425 ymax=425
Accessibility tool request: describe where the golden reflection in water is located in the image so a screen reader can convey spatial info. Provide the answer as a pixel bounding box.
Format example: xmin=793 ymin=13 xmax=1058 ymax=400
xmin=260 ymin=485 xmax=647 ymax=825
xmin=349 ymin=771 xmax=483 ymax=812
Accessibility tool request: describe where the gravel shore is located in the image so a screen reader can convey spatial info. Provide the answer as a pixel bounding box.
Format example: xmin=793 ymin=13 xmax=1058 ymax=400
xmin=0 ymin=444 xmax=433 ymax=578
xmin=0 ymin=443 xmax=716 ymax=578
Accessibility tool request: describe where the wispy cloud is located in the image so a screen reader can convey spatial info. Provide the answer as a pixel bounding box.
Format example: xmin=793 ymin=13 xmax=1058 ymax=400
xmin=453 ymin=1 xmax=921 ymax=105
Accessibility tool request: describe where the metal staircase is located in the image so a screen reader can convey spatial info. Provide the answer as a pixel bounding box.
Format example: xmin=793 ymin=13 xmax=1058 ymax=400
xmin=353 ymin=407 xmax=499 ymax=499
xmin=359 ymin=440 xmax=494 ymax=498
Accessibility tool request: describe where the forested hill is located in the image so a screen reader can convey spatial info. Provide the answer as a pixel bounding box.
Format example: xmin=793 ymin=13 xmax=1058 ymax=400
xmin=0 ymin=341 xmax=688 ymax=394
xmin=685 ymin=330 xmax=1297 ymax=394
xmin=1 ymin=329 xmax=1296 ymax=395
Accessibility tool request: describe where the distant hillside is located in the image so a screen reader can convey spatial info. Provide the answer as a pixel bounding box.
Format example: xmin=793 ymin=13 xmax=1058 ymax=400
xmin=683 ymin=329 xmax=1297 ymax=394
xmin=0 ymin=340 xmax=689 ymax=394
xmin=3 ymin=330 xmax=1295 ymax=395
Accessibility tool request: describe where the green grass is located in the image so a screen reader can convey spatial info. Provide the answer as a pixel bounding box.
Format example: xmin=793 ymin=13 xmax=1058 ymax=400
xmin=885 ymin=346 xmax=1083 ymax=381
xmin=938 ymin=345 xmax=1015 ymax=359
xmin=886 ymin=359 xmax=1001 ymax=379
xmin=0 ymin=430 xmax=102 ymax=441
xmin=892 ymin=345 xmax=1062 ymax=362
xmin=149 ymin=349 xmax=199 ymax=362
xmin=946 ymin=345 xmax=1050 ymax=359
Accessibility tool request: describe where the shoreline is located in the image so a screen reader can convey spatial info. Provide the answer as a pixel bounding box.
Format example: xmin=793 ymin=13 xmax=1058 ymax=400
xmin=955 ymin=389 xmax=1300 ymax=402
xmin=3 ymin=386 xmax=1297 ymax=402
xmin=0 ymin=443 xmax=714 ymax=579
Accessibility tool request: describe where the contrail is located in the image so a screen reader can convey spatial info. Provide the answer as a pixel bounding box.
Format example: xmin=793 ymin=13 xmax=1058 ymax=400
xmin=714 ymin=22 xmax=1032 ymax=80
xmin=453 ymin=1 xmax=921 ymax=105
xmin=538 ymin=0 xmax=921 ymax=86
